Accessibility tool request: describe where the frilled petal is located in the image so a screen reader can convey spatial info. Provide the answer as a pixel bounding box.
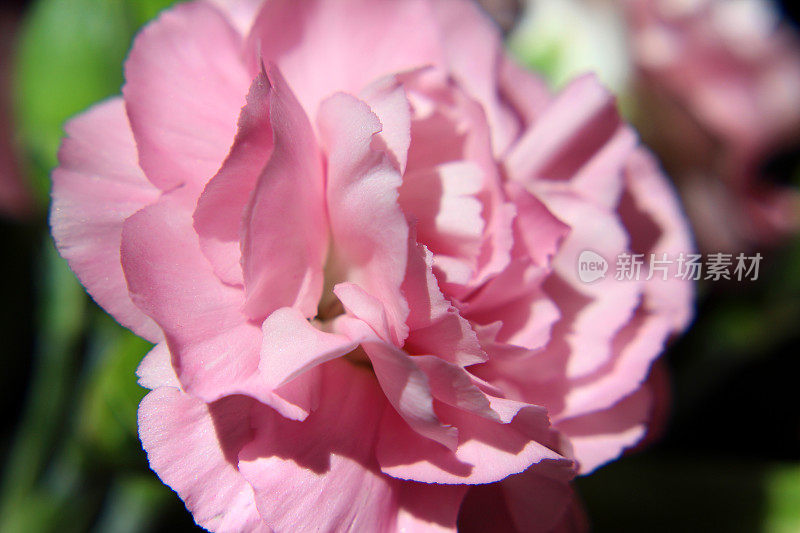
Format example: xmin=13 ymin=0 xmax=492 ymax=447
xmin=318 ymin=92 xmax=410 ymax=345
xmin=240 ymin=67 xmax=327 ymax=320
xmin=238 ymin=360 xmax=414 ymax=532
xmin=51 ymin=98 xmax=161 ymax=342
xmin=542 ymin=192 xmax=641 ymax=379
xmin=620 ymin=148 xmax=695 ymax=330
xmin=138 ymin=389 xmax=267 ymax=532
xmin=401 ymin=70 xmax=516 ymax=293
xmin=431 ymin=0 xmax=522 ymax=154
xmin=259 ymin=307 xmax=356 ymax=388
xmin=331 ymin=312 xmax=458 ymax=451
xmin=245 ymin=0 xmax=444 ymax=120
xmin=464 ymin=260 xmax=559 ymax=354
xmin=400 ymin=161 xmax=486 ymax=279
xmin=506 ymin=74 xmax=629 ymax=209
xmin=376 ymin=391 xmax=570 ymax=485
xmin=360 ymin=74 xmax=413 ymax=173
xmin=122 ymin=191 xmax=315 ymax=419
xmin=136 ymin=342 xmax=178 ymax=390
xmin=194 ymin=70 xmax=273 ymax=287
xmin=123 ymin=1 xmax=251 ymax=194
xmin=557 ymin=386 xmax=652 ymax=474
xmin=402 ymin=239 xmax=486 ymax=366
xmin=497 ymin=54 xmax=552 ymax=129
xmin=362 ymin=339 xmax=459 ymax=451
xmin=506 ymin=182 xmax=570 ymax=268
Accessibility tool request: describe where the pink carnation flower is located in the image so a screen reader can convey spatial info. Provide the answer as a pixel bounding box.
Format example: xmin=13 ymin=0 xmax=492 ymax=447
xmin=627 ymin=0 xmax=800 ymax=251
xmin=50 ymin=0 xmax=693 ymax=531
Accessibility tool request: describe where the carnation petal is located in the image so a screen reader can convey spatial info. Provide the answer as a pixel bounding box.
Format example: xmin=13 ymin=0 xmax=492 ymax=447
xmin=246 ymin=0 xmax=443 ymax=120
xmin=240 ymin=67 xmax=327 ymax=321
xmin=138 ymin=389 xmax=267 ymax=533
xmin=260 ymin=307 xmax=357 ymax=388
xmin=360 ymin=75 xmax=413 ymax=173
xmin=543 ymin=192 xmax=641 ymax=379
xmin=318 ymin=92 xmax=411 ymax=345
xmin=51 ymin=97 xmax=161 ymax=342
xmin=431 ymin=0 xmax=521 ymax=154
xmin=194 ymin=70 xmax=273 ymax=287
xmin=505 ymin=74 xmax=626 ymax=191
xmin=122 ymin=191 xmax=315 ymax=419
xmin=136 ymin=342 xmax=178 ymax=390
xmin=402 ymin=241 xmax=486 ymax=366
xmin=238 ymin=361 xmax=399 ymax=533
xmin=376 ymin=394 xmax=570 ymax=485
xmin=557 ymin=386 xmax=651 ymax=474
xmin=123 ymin=2 xmax=251 ymax=193
xmin=362 ymin=340 xmax=459 ymax=451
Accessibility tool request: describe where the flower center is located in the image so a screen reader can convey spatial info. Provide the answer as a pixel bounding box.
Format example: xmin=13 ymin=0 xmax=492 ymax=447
xmin=315 ymin=246 xmax=347 ymax=323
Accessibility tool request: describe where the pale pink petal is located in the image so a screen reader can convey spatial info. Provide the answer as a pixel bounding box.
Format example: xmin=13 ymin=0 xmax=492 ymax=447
xmin=360 ymin=74 xmax=413 ymax=173
xmin=466 ymin=266 xmax=559 ymax=353
xmin=399 ymin=162 xmax=486 ymax=271
xmin=136 ymin=342 xmax=178 ymax=390
xmin=363 ymin=340 xmax=458 ymax=450
xmin=240 ymin=67 xmax=327 ymax=320
xmin=412 ymin=356 xmax=494 ymax=417
xmin=377 ymin=395 xmax=570 ymax=485
xmin=559 ymin=312 xmax=673 ymax=420
xmin=557 ymin=386 xmax=652 ymax=474
xmin=138 ymin=388 xmax=267 ymax=532
xmin=245 ymin=0 xmax=443 ymax=120
xmin=506 ymin=182 xmax=570 ymax=268
xmin=401 ymin=69 xmax=516 ymax=293
xmin=259 ymin=307 xmax=356 ymax=388
xmin=238 ymin=360 xmax=398 ymax=532
xmin=123 ymin=2 xmax=251 ymax=193
xmin=333 ymin=283 xmax=394 ymax=343
xmin=122 ymin=191 xmax=314 ymax=419
xmin=621 ymin=148 xmax=695 ymax=331
xmin=51 ymin=97 xmax=161 ymax=342
xmin=318 ymin=92 xmax=410 ymax=345
xmin=497 ymin=54 xmax=552 ymax=129
xmin=505 ymin=75 xmax=627 ymax=200
xmin=542 ymin=192 xmax=641 ymax=379
xmin=402 ymin=240 xmax=486 ymax=366
xmin=194 ymin=70 xmax=273 ymax=287
xmin=431 ymin=0 xmax=522 ymax=154
xmin=459 ymin=85 xmax=517 ymax=290
xmin=209 ymin=0 xmax=263 ymax=36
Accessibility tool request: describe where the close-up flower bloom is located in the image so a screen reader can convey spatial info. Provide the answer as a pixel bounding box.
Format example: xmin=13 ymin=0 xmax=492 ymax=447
xmin=49 ymin=0 xmax=694 ymax=531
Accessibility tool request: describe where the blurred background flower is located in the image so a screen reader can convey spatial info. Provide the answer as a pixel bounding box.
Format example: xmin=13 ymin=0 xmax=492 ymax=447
xmin=0 ymin=0 xmax=798 ymax=532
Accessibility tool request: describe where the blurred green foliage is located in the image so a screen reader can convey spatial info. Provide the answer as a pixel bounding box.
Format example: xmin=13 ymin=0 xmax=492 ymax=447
xmin=13 ymin=0 xmax=176 ymax=203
